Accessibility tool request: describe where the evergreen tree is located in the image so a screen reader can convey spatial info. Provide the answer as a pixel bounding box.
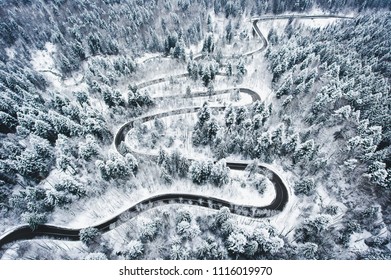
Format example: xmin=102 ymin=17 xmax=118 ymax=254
xmin=210 ymin=159 xmax=230 ymax=187
xmin=225 ymin=20 xmax=233 ymax=43
xmin=124 ymin=240 xmax=144 ymax=260
xmin=224 ymin=105 xmax=236 ymax=129
xmin=281 ymin=133 xmax=299 ymax=155
xmin=297 ymin=242 xmax=318 ymax=259
xmin=293 ymin=139 xmax=315 ymax=163
xmin=226 ymin=63 xmax=233 ymax=76
xmin=202 ymin=34 xmax=215 ymax=53
xmin=79 ymin=227 xmax=101 ymax=246
xmin=190 ymin=160 xmax=213 ymax=185
xmin=294 ymin=178 xmax=315 ymax=196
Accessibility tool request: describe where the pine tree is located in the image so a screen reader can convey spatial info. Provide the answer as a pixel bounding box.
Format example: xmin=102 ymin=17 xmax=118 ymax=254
xmin=226 ymin=63 xmax=233 ymax=76
xmin=297 ymin=243 xmax=318 ymax=259
xmin=190 ymin=160 xmax=213 ymax=184
xmin=224 ymin=105 xmax=236 ymax=129
xmin=235 ymin=107 xmax=248 ymax=125
xmin=281 ymin=133 xmax=299 ymax=155
xmin=88 ymin=33 xmax=101 ymax=56
xmin=17 ymin=135 xmax=54 ymax=180
xmin=225 ymin=20 xmax=233 ymax=43
xmin=140 ymin=220 xmax=159 ymax=242
xmin=254 ymin=132 xmax=271 ymax=162
xmin=79 ymin=135 xmax=100 ymax=161
xmin=276 ymin=74 xmax=292 ymax=98
xmin=202 ymin=34 xmax=215 ymax=53
xmin=197 ymin=102 xmax=211 ymax=126
xmin=207 ymin=118 xmax=219 ymax=142
xmin=125 ymin=240 xmax=144 ymax=259
xmin=0 ymin=111 xmax=17 ymax=133
xmin=293 ymin=139 xmax=315 ymax=163
xmin=210 ymin=159 xmax=230 ymax=187
xmin=207 ymin=14 xmax=213 ymax=32
xmin=79 ymin=227 xmax=101 ymax=246
xmin=270 ymin=123 xmax=285 ymax=155
xmin=226 ymin=231 xmax=247 ymax=255
xmin=294 ymin=178 xmax=315 ymax=196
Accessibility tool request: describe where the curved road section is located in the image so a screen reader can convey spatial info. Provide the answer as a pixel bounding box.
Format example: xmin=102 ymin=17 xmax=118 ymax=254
xmin=0 ymin=14 xmax=352 ymax=251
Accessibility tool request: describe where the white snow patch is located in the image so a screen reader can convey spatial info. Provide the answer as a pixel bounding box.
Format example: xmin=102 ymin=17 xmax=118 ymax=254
xmin=5 ymin=47 xmax=16 ymax=60
xmin=30 ymin=42 xmax=57 ymax=71
xmin=349 ymin=230 xmax=372 ymax=252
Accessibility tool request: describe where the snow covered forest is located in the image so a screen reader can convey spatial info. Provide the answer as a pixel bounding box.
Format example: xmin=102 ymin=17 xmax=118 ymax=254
xmin=0 ymin=0 xmax=390 ymax=260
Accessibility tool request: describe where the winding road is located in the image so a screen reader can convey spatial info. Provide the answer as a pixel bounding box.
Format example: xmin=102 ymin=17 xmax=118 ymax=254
xmin=0 ymin=14 xmax=353 ymax=252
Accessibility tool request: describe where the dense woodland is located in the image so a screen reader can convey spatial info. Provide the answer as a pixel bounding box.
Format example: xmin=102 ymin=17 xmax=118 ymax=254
xmin=0 ymin=0 xmax=390 ymax=259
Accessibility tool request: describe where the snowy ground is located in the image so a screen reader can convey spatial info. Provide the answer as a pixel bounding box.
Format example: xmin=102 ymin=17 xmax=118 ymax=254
xmin=1 ymin=239 xmax=85 ymax=260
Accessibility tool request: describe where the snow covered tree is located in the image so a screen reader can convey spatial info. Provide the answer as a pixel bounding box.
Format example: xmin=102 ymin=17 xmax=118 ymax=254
xmin=21 ymin=212 xmax=47 ymax=230
xmin=17 ymin=135 xmax=54 ymax=181
xmin=140 ymin=219 xmax=159 ymax=242
xmin=365 ymin=161 xmax=389 ymax=189
xmin=197 ymin=102 xmax=211 ymax=125
xmin=202 ymin=34 xmax=215 ymax=53
xmin=88 ymin=33 xmax=102 ymax=56
xmin=79 ymin=134 xmax=100 ymax=161
xmin=236 ymin=59 xmax=246 ymax=81
xmin=190 ymin=160 xmax=213 ymax=185
xmin=215 ymin=207 xmax=231 ymax=226
xmin=281 ymin=133 xmax=299 ymax=156
xmin=164 ymin=32 xmax=178 ymax=56
xmin=0 ymin=111 xmax=17 ymax=133
xmin=226 ymin=231 xmax=247 ymax=255
xmin=297 ymin=242 xmax=318 ymax=259
xmin=293 ymin=139 xmax=315 ymax=163
xmin=161 ymin=168 xmax=173 ymax=185
xmin=196 ymin=237 xmax=228 ymax=260
xmin=295 ymin=215 xmax=332 ymax=243
xmin=54 ymin=178 xmax=85 ymax=198
xmin=235 ymin=107 xmax=248 ymax=125
xmin=124 ymin=240 xmax=144 ymax=260
xmin=226 ymin=63 xmax=233 ymax=76
xmin=224 ymin=105 xmax=236 ymax=129
xmin=207 ymin=118 xmax=219 ymax=142
xmin=207 ymin=14 xmax=213 ymax=32
xmin=176 ymin=220 xmax=200 ymax=240
xmin=294 ymin=178 xmax=315 ymax=196
xmin=209 ymin=159 xmax=230 ymax=187
xmin=176 ymin=209 xmax=192 ymax=224
xmin=170 ymin=244 xmax=189 ymax=260
xmin=173 ymin=37 xmax=186 ymax=61
xmin=125 ymin=153 xmax=138 ymax=175
xmin=79 ymin=227 xmax=101 ymax=246
xmin=245 ymin=160 xmax=260 ymax=178
xmin=252 ymin=226 xmax=284 ymax=254
xmin=254 ymin=132 xmax=272 ymax=162
xmin=33 ymin=119 xmax=56 ymax=143
xmin=96 ymin=153 xmax=136 ymax=180
xmin=244 ymin=240 xmax=259 ymax=257
xmin=250 ymin=174 xmax=268 ymax=194
xmin=225 ymin=20 xmax=233 ymax=43
xmin=276 ymin=74 xmax=292 ymax=98
xmin=270 ymin=123 xmax=285 ymax=155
